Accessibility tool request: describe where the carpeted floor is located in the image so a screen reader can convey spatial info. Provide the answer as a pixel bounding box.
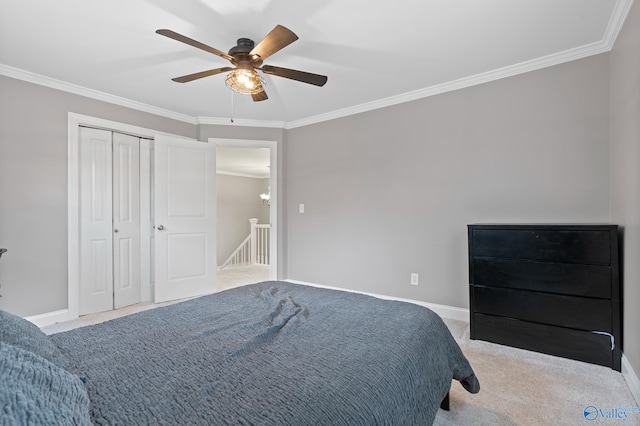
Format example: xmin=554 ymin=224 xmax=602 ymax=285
xmin=434 ymin=320 xmax=639 ymax=425
xmin=216 ymin=264 xmax=270 ymax=291
xmin=41 ymin=265 xmax=271 ymax=334
xmin=41 ymin=273 xmax=639 ymax=425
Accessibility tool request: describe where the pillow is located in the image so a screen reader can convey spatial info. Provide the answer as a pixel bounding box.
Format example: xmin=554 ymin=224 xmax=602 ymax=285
xmin=0 ymin=342 xmax=92 ymax=425
xmin=0 ymin=310 xmax=68 ymax=368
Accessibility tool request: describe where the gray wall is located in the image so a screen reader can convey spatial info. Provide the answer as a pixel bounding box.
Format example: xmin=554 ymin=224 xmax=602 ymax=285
xmin=285 ymin=53 xmax=611 ymax=308
xmin=0 ymin=76 xmax=195 ymax=316
xmin=1 ymin=18 xmax=637 ymax=384
xmin=216 ymin=174 xmax=270 ymax=265
xmin=610 ymin=0 xmax=640 ymax=387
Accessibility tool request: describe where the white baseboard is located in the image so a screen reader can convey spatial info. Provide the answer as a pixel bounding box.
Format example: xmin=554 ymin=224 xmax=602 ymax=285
xmin=23 ymin=280 xmax=469 ymax=328
xmin=284 ymin=279 xmax=470 ymax=322
xmin=622 ymin=354 xmax=640 ymax=405
xmin=25 ymin=309 xmax=76 ymax=328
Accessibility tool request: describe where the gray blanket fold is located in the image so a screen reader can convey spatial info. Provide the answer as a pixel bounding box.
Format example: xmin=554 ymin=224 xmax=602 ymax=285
xmin=50 ymin=281 xmax=479 ymax=425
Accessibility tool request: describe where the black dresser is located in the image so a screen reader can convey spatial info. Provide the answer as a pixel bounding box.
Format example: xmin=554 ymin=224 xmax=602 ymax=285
xmin=468 ymin=224 xmax=621 ymax=371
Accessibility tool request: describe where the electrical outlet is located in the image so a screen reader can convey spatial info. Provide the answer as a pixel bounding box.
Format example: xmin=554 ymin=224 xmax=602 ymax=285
xmin=299 ymin=204 xmax=305 ymax=213
xmin=410 ymin=273 xmax=419 ymax=286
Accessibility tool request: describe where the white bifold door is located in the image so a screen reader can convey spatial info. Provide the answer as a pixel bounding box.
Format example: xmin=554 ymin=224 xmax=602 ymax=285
xmin=79 ymin=128 xmax=141 ymax=315
xmin=78 ymin=129 xmax=217 ymax=315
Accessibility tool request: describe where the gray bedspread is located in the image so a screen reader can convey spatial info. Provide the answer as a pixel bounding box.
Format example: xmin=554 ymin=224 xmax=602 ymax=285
xmin=50 ymin=281 xmax=479 ymax=425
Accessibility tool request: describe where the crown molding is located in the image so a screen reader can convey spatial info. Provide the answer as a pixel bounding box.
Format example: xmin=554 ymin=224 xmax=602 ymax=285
xmin=2 ymin=0 xmax=633 ymax=131
xmin=216 ymin=170 xmax=270 ymax=179
xmin=285 ymin=0 xmax=634 ymax=129
xmin=605 ymin=0 xmax=636 ymax=47
xmin=285 ymin=40 xmax=618 ymax=130
xmin=0 ymin=64 xmax=196 ymax=124
xmin=196 ymin=116 xmax=285 ymax=129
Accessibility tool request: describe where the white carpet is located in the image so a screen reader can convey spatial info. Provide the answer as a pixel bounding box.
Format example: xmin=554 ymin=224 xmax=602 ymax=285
xmin=41 ymin=265 xmax=270 ymax=335
xmin=216 ymin=264 xmax=270 ymax=292
xmin=435 ymin=320 xmax=639 ymax=425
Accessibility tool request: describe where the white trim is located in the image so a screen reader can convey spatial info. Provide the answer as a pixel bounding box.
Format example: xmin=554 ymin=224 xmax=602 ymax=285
xmin=1 ymin=64 xmax=195 ymax=124
xmin=68 ymin=113 xmax=185 ymax=323
xmin=285 ymin=279 xmax=470 ymax=322
xmin=604 ymin=0 xmax=636 ymax=47
xmin=196 ymin=116 xmax=285 ymax=129
xmin=285 ymin=40 xmax=612 ymax=129
xmin=216 ymin=170 xmax=270 ymax=179
xmin=139 ymin=138 xmax=153 ymax=303
xmin=209 ymin=138 xmax=279 ymax=281
xmin=2 ymin=1 xmax=634 ymax=130
xmin=236 ymin=0 xmax=637 ymax=129
xmin=622 ymin=354 xmax=640 ymax=405
xmin=29 ymin=279 xmax=468 ymax=327
xmin=68 ymin=112 xmax=182 ymax=139
xmin=25 ymin=309 xmax=74 ymax=328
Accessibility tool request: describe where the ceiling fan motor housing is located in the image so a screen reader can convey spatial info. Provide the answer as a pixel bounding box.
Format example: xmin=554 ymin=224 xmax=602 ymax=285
xmin=229 ymin=38 xmax=262 ymax=67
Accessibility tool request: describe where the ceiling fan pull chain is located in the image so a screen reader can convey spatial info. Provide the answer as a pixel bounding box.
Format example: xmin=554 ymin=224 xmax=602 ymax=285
xmin=230 ymin=90 xmax=234 ymax=123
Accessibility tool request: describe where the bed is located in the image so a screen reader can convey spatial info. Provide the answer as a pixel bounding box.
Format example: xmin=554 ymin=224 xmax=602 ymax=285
xmin=1 ymin=281 xmax=479 ymax=425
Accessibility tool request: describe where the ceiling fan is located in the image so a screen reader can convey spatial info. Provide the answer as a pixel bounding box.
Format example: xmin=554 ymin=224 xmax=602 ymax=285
xmin=156 ymin=25 xmax=327 ymax=102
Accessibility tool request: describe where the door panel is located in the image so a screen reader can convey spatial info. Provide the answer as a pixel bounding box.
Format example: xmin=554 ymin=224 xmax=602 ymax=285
xmin=89 ymin=240 xmax=109 ymax=292
xmin=167 ymin=233 xmax=206 ymax=279
xmin=154 ymin=135 xmax=216 ymax=303
xmin=79 ymin=127 xmax=113 ymax=315
xmin=167 ymin=145 xmax=207 ymax=217
xmin=112 ymin=133 xmax=141 ymax=309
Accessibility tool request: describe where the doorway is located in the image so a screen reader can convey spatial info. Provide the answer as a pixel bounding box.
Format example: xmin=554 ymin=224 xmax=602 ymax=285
xmin=210 ymin=138 xmax=278 ymax=283
xmin=215 ymin=146 xmax=272 ymax=291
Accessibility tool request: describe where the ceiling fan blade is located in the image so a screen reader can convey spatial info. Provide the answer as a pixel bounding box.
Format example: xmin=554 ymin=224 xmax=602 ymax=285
xmin=252 ymin=89 xmax=268 ymax=102
xmin=250 ymin=25 xmax=298 ymax=61
xmin=156 ymin=29 xmax=235 ymax=63
xmin=262 ymin=65 xmax=327 ymax=87
xmin=171 ymin=67 xmax=234 ymax=83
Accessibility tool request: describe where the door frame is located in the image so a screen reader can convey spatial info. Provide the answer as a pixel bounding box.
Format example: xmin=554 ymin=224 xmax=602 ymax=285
xmin=209 ymin=138 xmax=279 ymax=281
xmin=67 ymin=114 xmax=281 ymax=322
xmin=68 ymin=113 xmax=170 ymax=319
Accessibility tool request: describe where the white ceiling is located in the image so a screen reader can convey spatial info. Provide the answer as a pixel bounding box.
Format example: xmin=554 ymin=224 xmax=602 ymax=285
xmin=216 ymin=147 xmax=270 ymax=179
xmin=0 ymin=0 xmax=632 ymax=128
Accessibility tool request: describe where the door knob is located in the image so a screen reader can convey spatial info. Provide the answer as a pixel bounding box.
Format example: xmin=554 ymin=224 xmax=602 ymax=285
xmin=114 ymin=229 xmax=119 ymax=233
xmin=156 ymin=225 xmax=165 ymax=231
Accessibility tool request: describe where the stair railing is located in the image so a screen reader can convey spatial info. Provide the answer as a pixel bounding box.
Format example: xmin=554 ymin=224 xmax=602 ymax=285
xmin=219 ymin=219 xmax=270 ymax=269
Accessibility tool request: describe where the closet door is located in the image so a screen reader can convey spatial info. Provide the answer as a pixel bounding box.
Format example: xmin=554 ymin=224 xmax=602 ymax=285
xmin=112 ymin=133 xmax=141 ymax=309
xmin=79 ymin=127 xmax=114 ymax=315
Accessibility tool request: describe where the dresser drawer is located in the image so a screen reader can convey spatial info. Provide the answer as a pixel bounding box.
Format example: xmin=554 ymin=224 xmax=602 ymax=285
xmin=473 ymin=286 xmax=612 ymax=331
xmin=473 ymin=314 xmax=614 ymax=368
xmin=468 ymin=224 xmax=621 ymax=370
xmin=472 ymin=258 xmax=611 ymax=298
xmin=470 ymin=228 xmax=612 ymax=265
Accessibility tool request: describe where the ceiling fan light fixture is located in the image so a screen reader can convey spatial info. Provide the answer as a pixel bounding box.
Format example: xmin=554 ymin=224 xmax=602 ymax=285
xmin=225 ymin=69 xmax=265 ymax=95
xmin=157 ymin=25 xmax=327 ymax=102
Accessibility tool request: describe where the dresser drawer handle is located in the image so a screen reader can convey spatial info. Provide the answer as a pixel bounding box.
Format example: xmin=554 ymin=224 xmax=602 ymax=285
xmin=591 ymin=331 xmax=615 ymax=350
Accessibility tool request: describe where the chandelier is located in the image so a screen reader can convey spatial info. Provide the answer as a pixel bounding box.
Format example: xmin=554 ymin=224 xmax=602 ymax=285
xmin=259 ymin=188 xmax=271 ymax=206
